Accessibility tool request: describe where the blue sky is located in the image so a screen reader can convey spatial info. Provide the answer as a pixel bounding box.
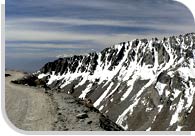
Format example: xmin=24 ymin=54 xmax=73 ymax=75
xmin=5 ymin=0 xmax=195 ymax=72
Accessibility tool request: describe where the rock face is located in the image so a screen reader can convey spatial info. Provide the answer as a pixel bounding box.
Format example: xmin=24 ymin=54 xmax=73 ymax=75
xmin=31 ymin=33 xmax=195 ymax=131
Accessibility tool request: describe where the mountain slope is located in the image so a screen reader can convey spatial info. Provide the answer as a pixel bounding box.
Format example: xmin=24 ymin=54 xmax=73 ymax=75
xmin=35 ymin=33 xmax=195 ymax=131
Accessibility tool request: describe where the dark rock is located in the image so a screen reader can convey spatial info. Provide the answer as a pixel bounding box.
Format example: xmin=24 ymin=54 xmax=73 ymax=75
xmin=109 ymin=44 xmax=125 ymax=70
xmin=57 ymin=112 xmax=62 ymax=115
xmin=5 ymin=74 xmax=11 ymax=77
xmin=99 ymin=114 xmax=124 ymax=131
xmin=63 ymin=128 xmax=69 ymax=131
xmin=141 ymin=50 xmax=154 ymax=66
xmin=68 ymin=84 xmax=75 ymax=94
xmin=87 ymin=121 xmax=92 ymax=124
xmin=186 ymin=49 xmax=193 ymax=58
xmin=11 ymin=74 xmax=39 ymax=86
xmin=171 ymin=72 xmax=184 ymax=90
xmin=166 ymin=99 xmax=172 ymax=106
xmin=157 ymin=71 xmax=171 ymax=84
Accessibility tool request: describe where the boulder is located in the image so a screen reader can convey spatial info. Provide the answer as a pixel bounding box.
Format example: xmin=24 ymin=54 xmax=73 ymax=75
xmin=76 ymin=113 xmax=88 ymax=119
xmin=5 ymin=74 xmax=11 ymax=77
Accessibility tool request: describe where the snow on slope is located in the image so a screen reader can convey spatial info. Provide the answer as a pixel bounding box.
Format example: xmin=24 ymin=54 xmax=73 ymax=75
xmin=36 ymin=33 xmax=195 ymax=131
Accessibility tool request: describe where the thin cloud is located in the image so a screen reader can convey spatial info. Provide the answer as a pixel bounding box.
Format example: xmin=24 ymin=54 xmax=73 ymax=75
xmin=5 ymin=0 xmax=195 ymax=57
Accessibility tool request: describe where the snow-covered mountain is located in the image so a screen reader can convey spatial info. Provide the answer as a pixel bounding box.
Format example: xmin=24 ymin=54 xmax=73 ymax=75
xmin=35 ymin=33 xmax=195 ymax=131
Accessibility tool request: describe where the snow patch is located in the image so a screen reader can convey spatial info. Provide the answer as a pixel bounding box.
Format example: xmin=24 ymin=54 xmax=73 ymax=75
xmin=93 ymin=82 xmax=114 ymax=107
xmin=106 ymin=83 xmax=120 ymax=99
xmin=146 ymin=127 xmax=151 ymax=131
xmin=99 ymin=105 xmax=104 ymax=111
xmin=170 ymin=96 xmax=184 ymax=126
xmin=155 ymin=82 xmax=167 ymax=96
xmin=176 ymin=126 xmax=183 ymax=131
xmin=38 ymin=73 xmax=48 ymax=79
xmin=79 ymin=84 xmax=93 ymax=99
xmin=146 ymin=107 xmax=153 ymax=112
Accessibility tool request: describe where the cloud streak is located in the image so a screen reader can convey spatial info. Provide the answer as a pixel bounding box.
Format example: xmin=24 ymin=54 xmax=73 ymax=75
xmin=5 ymin=0 xmax=195 ymax=62
xmin=6 ymin=16 xmax=195 ymax=49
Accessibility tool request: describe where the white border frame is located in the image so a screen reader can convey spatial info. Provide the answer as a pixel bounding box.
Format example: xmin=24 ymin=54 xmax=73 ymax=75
xmin=1 ymin=0 xmax=195 ymax=135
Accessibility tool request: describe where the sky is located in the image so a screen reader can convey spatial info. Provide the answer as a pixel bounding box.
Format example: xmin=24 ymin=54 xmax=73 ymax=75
xmin=5 ymin=0 xmax=195 ymax=72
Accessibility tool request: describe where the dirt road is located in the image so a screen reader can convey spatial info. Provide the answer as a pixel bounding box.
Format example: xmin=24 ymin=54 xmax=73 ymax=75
xmin=5 ymin=71 xmax=56 ymax=131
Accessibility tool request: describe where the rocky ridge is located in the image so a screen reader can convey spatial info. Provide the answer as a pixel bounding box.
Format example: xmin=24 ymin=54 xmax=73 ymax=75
xmin=16 ymin=33 xmax=195 ymax=131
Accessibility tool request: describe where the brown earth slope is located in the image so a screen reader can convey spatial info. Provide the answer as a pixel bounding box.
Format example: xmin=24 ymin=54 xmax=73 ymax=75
xmin=5 ymin=70 xmax=56 ymax=131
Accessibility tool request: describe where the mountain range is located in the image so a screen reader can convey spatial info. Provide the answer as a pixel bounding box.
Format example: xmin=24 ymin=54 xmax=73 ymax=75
xmin=18 ymin=33 xmax=195 ymax=131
